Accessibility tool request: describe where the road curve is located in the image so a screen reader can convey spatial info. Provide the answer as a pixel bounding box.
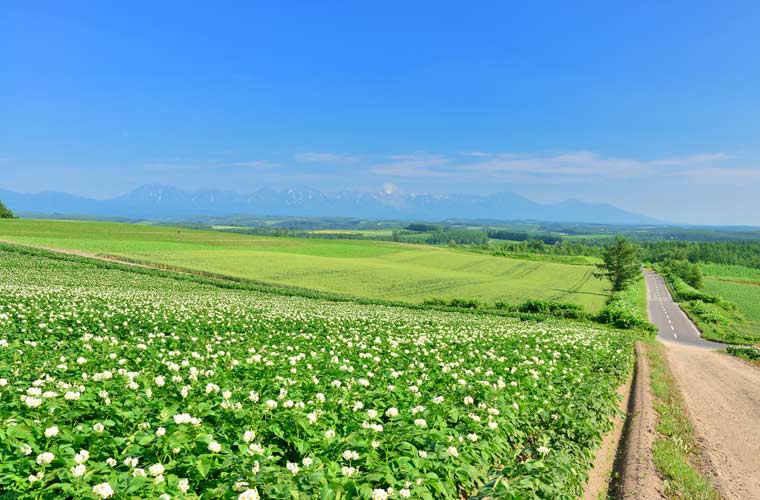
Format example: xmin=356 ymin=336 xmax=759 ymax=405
xmin=644 ymin=271 xmax=724 ymax=349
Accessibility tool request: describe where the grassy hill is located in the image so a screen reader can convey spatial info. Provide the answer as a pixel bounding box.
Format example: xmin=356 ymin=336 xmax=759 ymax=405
xmin=0 ymin=219 xmax=609 ymax=311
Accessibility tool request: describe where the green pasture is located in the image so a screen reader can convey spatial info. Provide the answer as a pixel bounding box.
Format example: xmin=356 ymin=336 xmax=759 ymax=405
xmin=702 ymin=263 xmax=760 ymax=284
xmin=0 ymin=219 xmax=610 ymax=310
xmin=704 ymin=279 xmax=760 ymax=322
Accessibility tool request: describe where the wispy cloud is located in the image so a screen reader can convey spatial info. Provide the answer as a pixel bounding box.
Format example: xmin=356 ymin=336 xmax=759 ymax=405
xmin=294 ymin=152 xmax=358 ymax=163
xmin=681 ymin=166 xmax=760 ymax=185
xmin=370 ymin=153 xmax=451 ymax=177
xmin=370 ymin=150 xmax=734 ymax=182
xmin=145 ymin=160 xmax=277 ymax=171
xmin=650 ymin=153 xmax=730 ymax=166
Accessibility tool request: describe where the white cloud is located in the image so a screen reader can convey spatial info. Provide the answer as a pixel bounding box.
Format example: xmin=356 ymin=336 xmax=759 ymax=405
xmin=650 ymin=153 xmax=729 ymax=166
xmin=370 ymin=153 xmax=451 ymax=177
xmin=370 ymin=150 xmax=733 ymax=182
xmin=682 ymin=167 xmax=760 ymax=185
xmin=294 ymin=152 xmax=358 ymax=163
xmin=229 ymin=160 xmax=276 ymax=168
xmin=145 ymin=160 xmax=277 ymax=171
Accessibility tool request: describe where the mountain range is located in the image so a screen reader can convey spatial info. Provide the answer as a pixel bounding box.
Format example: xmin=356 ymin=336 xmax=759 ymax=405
xmin=0 ymin=185 xmax=659 ymax=224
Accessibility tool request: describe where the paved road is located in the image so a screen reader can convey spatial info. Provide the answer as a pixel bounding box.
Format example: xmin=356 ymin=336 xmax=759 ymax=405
xmin=644 ymin=271 xmax=724 ymax=349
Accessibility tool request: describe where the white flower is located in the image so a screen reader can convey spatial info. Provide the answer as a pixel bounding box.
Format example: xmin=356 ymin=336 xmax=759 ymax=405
xmin=178 ymin=478 xmax=190 ymax=493
xmin=74 ymin=449 xmax=89 ymax=464
xmin=265 ymin=399 xmax=277 ymax=409
xmin=64 ymin=391 xmax=81 ymax=401
xmin=238 ymin=489 xmax=260 ymax=500
xmin=303 ymin=457 xmax=313 ymax=466
xmin=208 ymin=441 xmax=222 ymax=453
xmin=419 ymin=450 xmax=428 ymax=458
xmin=21 ymin=444 xmax=33 ymax=456
xmin=399 ymin=488 xmax=411 ymax=498
xmin=25 ymin=397 xmax=42 ymax=408
xmin=414 ymin=418 xmax=427 ymax=428
xmin=385 ymin=407 xmax=399 ymax=417
xmin=447 ymin=446 xmax=459 ymax=457
xmin=44 ymin=426 xmax=59 ymax=438
xmin=307 ymin=412 xmax=317 ymax=424
xmin=342 ymin=450 xmax=360 ymax=461
xmin=92 ymin=482 xmax=115 ymax=499
xmin=155 ymin=426 xmax=166 ymax=437
xmin=243 ymin=430 xmax=256 ymax=443
xmin=371 ymin=489 xmax=389 ymax=500
xmin=159 ymin=495 xmax=171 ymax=500
xmin=93 ymin=422 xmax=105 ymax=433
xmin=70 ymin=464 xmax=86 ymax=477
xmin=286 ymin=462 xmax=300 ymax=475
xmin=36 ymin=452 xmax=55 ymax=465
xmin=132 ymin=468 xmax=146 ymax=477
xmin=325 ymin=429 xmax=336 ymax=439
xmin=537 ymin=445 xmax=550 ymax=454
xmin=341 ymin=466 xmax=357 ymax=477
xmin=367 ymin=409 xmax=378 ymax=419
xmin=464 ymin=396 xmax=474 ymax=405
xmin=467 ymin=433 xmax=479 ymax=442
xmin=124 ymin=457 xmax=139 ymax=468
xmin=154 ymin=376 xmax=165 ymax=387
xmin=149 ymin=463 xmax=165 ymax=477
xmin=106 ymin=458 xmax=117 ymax=467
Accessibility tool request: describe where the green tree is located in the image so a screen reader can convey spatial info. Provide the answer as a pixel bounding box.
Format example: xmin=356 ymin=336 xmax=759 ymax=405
xmin=594 ymin=236 xmax=640 ymax=291
xmin=0 ymin=199 xmax=15 ymax=218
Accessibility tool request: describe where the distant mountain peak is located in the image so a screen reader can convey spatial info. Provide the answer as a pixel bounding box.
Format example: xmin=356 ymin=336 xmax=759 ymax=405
xmin=0 ymin=185 xmax=660 ymax=224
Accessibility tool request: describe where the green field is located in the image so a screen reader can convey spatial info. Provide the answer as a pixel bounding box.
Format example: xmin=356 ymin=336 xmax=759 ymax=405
xmin=703 ymin=280 xmax=760 ymax=321
xmin=0 ymin=219 xmax=610 ymax=311
xmin=702 ymin=263 xmax=760 ymax=284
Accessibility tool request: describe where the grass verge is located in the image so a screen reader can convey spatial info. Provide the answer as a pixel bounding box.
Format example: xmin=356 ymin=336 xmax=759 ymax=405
xmin=645 ymin=340 xmax=720 ymax=499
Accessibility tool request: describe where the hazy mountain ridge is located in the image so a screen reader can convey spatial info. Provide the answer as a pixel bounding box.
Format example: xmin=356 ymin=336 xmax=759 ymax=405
xmin=0 ymin=185 xmax=659 ymax=224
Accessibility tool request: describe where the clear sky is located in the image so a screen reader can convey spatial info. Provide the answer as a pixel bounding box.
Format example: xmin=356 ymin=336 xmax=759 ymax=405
xmin=2 ymin=1 xmax=759 ymax=225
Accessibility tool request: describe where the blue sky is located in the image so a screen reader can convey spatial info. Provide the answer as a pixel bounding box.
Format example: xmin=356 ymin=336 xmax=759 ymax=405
xmin=2 ymin=1 xmax=759 ymax=224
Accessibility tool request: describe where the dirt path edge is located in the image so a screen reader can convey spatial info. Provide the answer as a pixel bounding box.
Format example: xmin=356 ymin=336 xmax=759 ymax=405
xmin=584 ymin=341 xmax=662 ymax=500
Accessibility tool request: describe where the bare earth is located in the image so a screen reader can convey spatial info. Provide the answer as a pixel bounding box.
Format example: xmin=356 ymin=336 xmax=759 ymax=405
xmin=664 ymin=344 xmax=760 ymax=500
xmin=616 ymin=343 xmax=663 ymax=500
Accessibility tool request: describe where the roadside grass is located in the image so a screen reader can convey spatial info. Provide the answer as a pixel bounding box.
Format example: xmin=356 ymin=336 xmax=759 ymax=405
xmin=645 ymin=340 xmax=721 ymax=500
xmin=0 ymin=218 xmax=610 ymax=310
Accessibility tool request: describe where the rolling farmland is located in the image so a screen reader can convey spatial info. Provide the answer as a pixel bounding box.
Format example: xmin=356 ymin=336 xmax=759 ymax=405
xmin=0 ymin=220 xmax=609 ymax=311
xmin=0 ymin=245 xmax=633 ymax=499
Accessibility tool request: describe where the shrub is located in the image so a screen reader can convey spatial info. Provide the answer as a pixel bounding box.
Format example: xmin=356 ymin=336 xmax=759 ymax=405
xmin=726 ymin=345 xmax=760 ymax=361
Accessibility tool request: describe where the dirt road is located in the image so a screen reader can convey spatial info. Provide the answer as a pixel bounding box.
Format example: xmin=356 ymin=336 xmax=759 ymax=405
xmin=646 ymin=272 xmax=760 ymax=499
